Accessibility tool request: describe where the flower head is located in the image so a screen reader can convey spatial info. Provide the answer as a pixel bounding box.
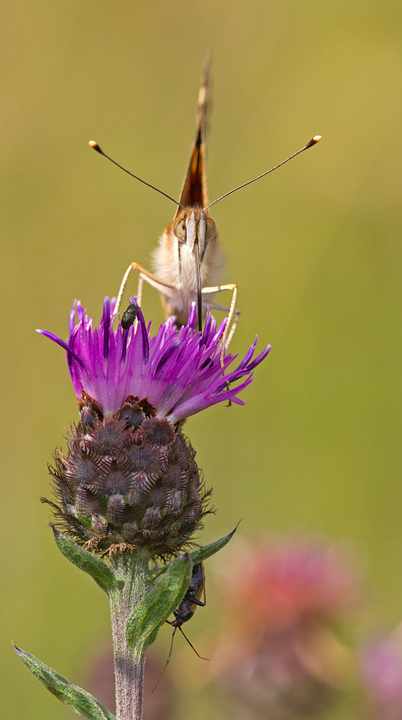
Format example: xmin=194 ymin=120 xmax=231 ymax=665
xmin=38 ymin=299 xmax=269 ymax=556
xmin=220 ymin=536 xmax=359 ymax=631
xmin=38 ymin=297 xmax=270 ymax=423
xmin=210 ymin=537 xmax=359 ymax=720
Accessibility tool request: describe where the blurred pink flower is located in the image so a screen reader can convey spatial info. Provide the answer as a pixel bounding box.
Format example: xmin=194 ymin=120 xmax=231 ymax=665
xmin=210 ymin=536 xmax=359 ymax=720
xmin=360 ymin=627 xmax=402 ymax=720
xmin=219 ymin=536 xmax=359 ymax=632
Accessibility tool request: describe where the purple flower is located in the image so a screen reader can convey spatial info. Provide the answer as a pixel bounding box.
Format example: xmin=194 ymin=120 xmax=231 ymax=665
xmin=37 ymin=298 xmax=270 ymax=423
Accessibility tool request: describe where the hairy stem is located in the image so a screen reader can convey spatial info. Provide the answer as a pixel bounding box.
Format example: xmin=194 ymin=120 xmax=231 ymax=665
xmin=109 ymin=552 xmax=149 ymax=720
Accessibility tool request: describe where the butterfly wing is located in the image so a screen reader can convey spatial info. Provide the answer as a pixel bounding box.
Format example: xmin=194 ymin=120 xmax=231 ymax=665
xmin=174 ymin=54 xmax=211 ymax=216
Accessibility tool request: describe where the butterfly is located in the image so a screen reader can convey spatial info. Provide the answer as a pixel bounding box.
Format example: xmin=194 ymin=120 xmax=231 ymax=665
xmin=111 ymin=58 xmax=239 ymax=355
xmin=90 ymin=58 xmax=320 ymax=355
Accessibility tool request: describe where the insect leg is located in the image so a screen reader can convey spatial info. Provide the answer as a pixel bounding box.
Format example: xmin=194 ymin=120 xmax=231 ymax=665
xmin=186 ymin=595 xmax=206 ymax=608
xmin=116 ymin=262 xmax=177 ymax=316
xmin=204 ymin=301 xmax=241 ymax=356
xmin=137 ymin=273 xmax=144 ymax=311
xmin=178 ymin=626 xmax=209 ymax=661
xmin=201 ymin=283 xmax=239 ymax=362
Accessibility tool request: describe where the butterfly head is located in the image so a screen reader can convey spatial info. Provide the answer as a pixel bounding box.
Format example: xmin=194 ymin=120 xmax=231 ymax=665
xmin=171 ymin=208 xmax=217 ymax=258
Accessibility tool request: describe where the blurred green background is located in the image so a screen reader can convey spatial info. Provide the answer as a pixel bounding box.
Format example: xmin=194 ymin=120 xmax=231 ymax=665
xmin=1 ymin=0 xmax=402 ymax=717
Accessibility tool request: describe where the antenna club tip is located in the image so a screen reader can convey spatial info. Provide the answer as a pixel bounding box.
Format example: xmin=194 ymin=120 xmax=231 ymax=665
xmin=305 ymin=135 xmax=322 ymax=149
xmin=89 ymin=140 xmax=102 ymax=153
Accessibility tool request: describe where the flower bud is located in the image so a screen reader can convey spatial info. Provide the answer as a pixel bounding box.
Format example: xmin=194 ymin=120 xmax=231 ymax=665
xmin=45 ymin=392 xmax=210 ymax=557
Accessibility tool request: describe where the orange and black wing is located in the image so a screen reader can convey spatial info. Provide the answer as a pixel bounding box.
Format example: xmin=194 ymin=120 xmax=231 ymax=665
xmin=174 ymin=55 xmax=211 ymax=217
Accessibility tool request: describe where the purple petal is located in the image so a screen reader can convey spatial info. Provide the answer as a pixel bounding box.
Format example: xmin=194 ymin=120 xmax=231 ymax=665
xmin=40 ymin=297 xmax=270 ymax=419
xmin=102 ymin=297 xmax=110 ymax=360
xmin=36 ymin=329 xmax=85 ymax=367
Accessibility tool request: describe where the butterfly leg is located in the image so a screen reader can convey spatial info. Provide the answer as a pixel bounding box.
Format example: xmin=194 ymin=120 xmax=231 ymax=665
xmin=116 ymin=262 xmax=177 ymax=316
xmin=137 ymin=273 xmax=144 ymax=311
xmin=201 ymin=283 xmax=239 ymax=363
xmin=205 ymin=300 xmax=241 ymax=355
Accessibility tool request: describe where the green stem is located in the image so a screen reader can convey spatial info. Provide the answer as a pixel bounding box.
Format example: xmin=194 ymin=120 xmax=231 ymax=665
xmin=109 ymin=552 xmax=149 ymax=720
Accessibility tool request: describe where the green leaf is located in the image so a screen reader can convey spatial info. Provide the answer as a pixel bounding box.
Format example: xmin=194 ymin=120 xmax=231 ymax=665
xmin=189 ymin=523 xmax=239 ymax=565
xmin=149 ymin=523 xmax=239 ymax=581
xmin=126 ymin=553 xmax=192 ymax=652
xmin=14 ymin=645 xmax=115 ymax=720
xmin=52 ymin=527 xmax=115 ymax=593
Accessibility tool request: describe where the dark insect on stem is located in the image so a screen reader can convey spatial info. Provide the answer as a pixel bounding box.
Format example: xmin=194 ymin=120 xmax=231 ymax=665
xmin=152 ymin=562 xmax=207 ymax=693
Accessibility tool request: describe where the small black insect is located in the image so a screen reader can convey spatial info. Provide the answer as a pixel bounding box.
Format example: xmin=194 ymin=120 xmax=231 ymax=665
xmin=168 ymin=561 xmax=206 ymax=632
xmin=121 ymin=302 xmax=139 ymax=329
xmin=152 ymin=562 xmax=207 ymax=692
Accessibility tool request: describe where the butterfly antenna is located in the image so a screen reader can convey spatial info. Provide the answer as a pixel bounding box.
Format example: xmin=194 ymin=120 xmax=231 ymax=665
xmin=151 ymin=627 xmax=178 ymax=694
xmin=204 ymin=135 xmax=322 ymax=211
xmin=89 ymin=141 xmax=186 ymax=211
xmin=178 ymin=626 xmax=209 ymax=661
